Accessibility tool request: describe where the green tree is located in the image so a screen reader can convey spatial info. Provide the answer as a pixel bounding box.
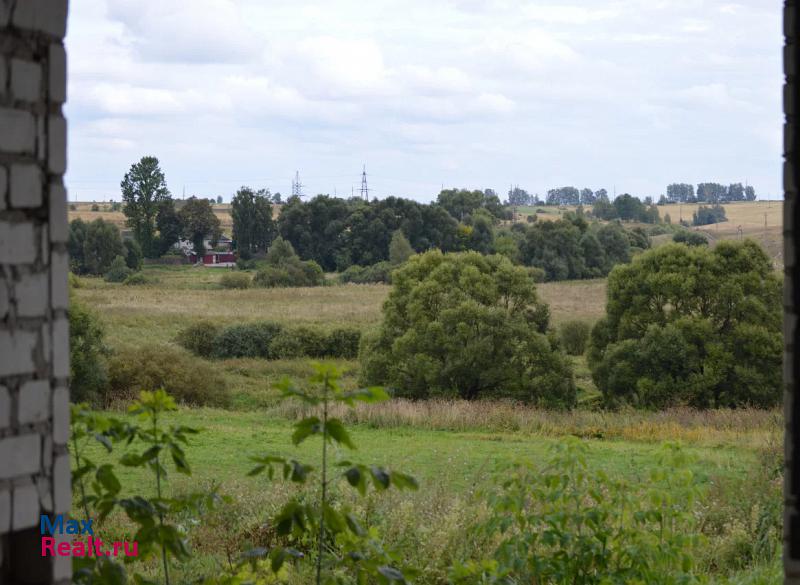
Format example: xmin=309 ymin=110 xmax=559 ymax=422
xmin=588 ymin=240 xmax=781 ymax=408
xmin=83 ymin=218 xmax=124 ymax=275
xmin=124 ymin=239 xmax=143 ymax=271
xmin=68 ymin=218 xmax=88 ymax=274
xmin=179 ymin=196 xmax=221 ymax=257
xmin=360 ymin=251 xmax=575 ymax=406
xmin=104 ymin=255 xmax=133 ymax=283
xmin=155 ymin=199 xmax=182 ymax=256
xmin=121 ymin=156 xmax=172 ymax=257
xmin=231 ymin=186 xmax=275 ymax=258
xmin=69 ymin=298 xmax=109 ymax=404
xmin=388 ymin=229 xmax=414 ymax=266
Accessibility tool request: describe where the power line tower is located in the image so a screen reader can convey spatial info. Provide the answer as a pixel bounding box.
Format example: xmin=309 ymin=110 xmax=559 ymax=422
xmin=292 ymin=171 xmax=303 ymax=198
xmin=359 ymin=165 xmax=370 ymax=202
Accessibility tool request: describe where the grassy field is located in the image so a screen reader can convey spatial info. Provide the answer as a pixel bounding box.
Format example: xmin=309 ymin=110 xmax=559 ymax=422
xmin=72 ymin=239 xmax=784 ymax=582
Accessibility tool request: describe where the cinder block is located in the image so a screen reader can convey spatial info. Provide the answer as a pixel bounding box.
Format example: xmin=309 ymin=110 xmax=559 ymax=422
xmin=0 ymin=219 xmax=37 ymax=264
xmin=0 ymin=434 xmax=41 ymax=479
xmin=49 ymin=183 xmax=68 ymax=242
xmin=37 ymin=475 xmax=53 ymax=512
xmin=48 ymin=115 xmax=67 ymax=175
xmin=18 ymin=380 xmax=50 ymax=424
xmin=52 ymin=386 xmax=69 ymax=444
xmin=0 ymin=489 xmax=9 ymax=532
xmin=0 ymin=329 xmax=37 ymax=376
xmin=51 ymin=251 xmax=68 ymax=310
xmin=52 ymin=318 xmax=69 ymax=378
xmin=16 ymin=270 xmax=49 ymax=317
xmin=10 ymin=59 xmax=42 ymax=103
xmin=53 ymin=453 xmax=70 ymax=513
xmin=0 ymin=1 xmax=9 ymax=27
xmin=48 ymin=44 xmax=67 ymax=104
xmin=12 ymin=483 xmax=39 ymax=530
xmin=9 ymin=163 xmax=43 ymax=208
xmin=11 ymin=0 xmax=68 ymax=38
xmin=0 ymin=109 xmax=35 ymax=154
xmin=0 ymin=385 xmax=9 ymax=429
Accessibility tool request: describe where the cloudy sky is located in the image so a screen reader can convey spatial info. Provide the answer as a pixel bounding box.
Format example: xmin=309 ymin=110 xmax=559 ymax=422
xmin=65 ymin=1 xmax=782 ymax=203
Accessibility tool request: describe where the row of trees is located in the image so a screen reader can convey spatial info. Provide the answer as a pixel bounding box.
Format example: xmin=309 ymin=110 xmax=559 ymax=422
xmin=664 ymin=182 xmax=756 ymax=204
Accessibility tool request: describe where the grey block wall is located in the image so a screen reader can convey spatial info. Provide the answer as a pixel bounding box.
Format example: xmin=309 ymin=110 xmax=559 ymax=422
xmin=0 ymin=1 xmax=71 ymax=583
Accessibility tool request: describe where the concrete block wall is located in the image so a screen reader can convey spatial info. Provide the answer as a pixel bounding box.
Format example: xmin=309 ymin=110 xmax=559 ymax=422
xmin=0 ymin=1 xmax=70 ymax=583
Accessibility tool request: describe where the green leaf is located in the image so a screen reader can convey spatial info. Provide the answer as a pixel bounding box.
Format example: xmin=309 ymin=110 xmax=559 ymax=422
xmin=370 ymin=466 xmax=390 ymax=490
xmin=292 ymin=417 xmax=321 ymax=445
xmin=95 ymin=464 xmax=121 ymax=495
xmin=289 ymin=460 xmax=312 ymax=483
xmin=325 ymin=418 xmax=355 ymax=449
xmin=390 ymin=471 xmax=419 ymax=491
xmin=377 ymin=566 xmax=406 ymax=582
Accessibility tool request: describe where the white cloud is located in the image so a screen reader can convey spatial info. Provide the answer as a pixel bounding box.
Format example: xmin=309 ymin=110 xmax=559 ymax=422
xmin=65 ymin=0 xmax=784 ymax=201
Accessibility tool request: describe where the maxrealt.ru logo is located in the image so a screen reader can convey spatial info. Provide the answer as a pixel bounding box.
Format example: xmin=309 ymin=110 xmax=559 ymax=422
xmin=40 ymin=514 xmax=138 ymax=557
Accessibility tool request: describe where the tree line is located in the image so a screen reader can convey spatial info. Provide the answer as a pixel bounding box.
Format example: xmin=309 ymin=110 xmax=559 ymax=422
xmin=115 ymin=157 xmax=660 ymax=281
xmin=663 ymin=182 xmax=756 ymax=204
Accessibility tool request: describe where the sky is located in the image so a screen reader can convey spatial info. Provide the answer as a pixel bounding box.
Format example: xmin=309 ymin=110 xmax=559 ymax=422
xmin=65 ymin=1 xmax=783 ymax=203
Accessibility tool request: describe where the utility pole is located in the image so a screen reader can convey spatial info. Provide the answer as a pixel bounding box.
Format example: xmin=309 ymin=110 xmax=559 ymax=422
xmin=359 ymin=165 xmax=369 ymax=202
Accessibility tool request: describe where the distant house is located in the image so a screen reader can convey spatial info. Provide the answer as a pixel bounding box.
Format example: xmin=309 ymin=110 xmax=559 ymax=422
xmin=188 ymin=251 xmax=236 ymax=267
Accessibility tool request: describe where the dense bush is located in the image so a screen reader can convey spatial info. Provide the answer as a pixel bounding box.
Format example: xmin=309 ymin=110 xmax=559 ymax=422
xmin=270 ymin=327 xmax=329 ymax=358
xmin=559 ymin=320 xmax=591 ymax=355
xmin=104 ymin=255 xmax=133 ymax=282
xmin=673 ymin=230 xmax=708 ymax=246
xmin=108 ymin=344 xmax=230 ymax=407
xmin=588 ymin=240 xmax=782 ymax=408
xmin=338 ymin=261 xmax=393 ymax=284
xmin=693 ymin=204 xmax=727 ymax=226
xmin=325 ymin=327 xmax=361 ymax=358
xmin=178 ymin=321 xmax=361 ymax=360
xmin=69 ymin=299 xmax=109 ymax=405
xmin=124 ymin=239 xmax=143 ymax=271
xmin=360 ymin=251 xmax=575 ymax=407
xmin=122 ymin=272 xmax=153 ymax=286
xmin=71 ymin=218 xmax=125 ymax=275
xmin=211 ymin=321 xmax=284 ymax=359
xmin=176 ymin=321 xmax=221 ymax=358
xmin=220 ymin=272 xmax=252 ymax=289
xmin=253 ymin=237 xmax=325 ymax=288
xmin=235 ymin=257 xmax=257 ymax=270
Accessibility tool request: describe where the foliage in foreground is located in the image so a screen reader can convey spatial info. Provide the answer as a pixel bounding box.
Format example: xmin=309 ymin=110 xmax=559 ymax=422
xmin=70 ymin=366 xmax=418 ymax=585
xmin=453 ymin=440 xmax=703 ymax=584
xmin=589 ymin=240 xmax=782 ymax=408
xmin=361 ymin=250 xmax=576 ymax=407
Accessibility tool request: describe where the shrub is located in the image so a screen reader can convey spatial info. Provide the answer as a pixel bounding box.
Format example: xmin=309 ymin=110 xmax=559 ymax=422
xmin=526 ymin=266 xmax=546 ymax=283
xmin=559 ymin=320 xmax=591 ymax=355
xmin=389 ymin=230 xmax=414 ymax=266
xmin=220 ymin=272 xmax=252 ymax=289
xmin=325 ymin=328 xmax=361 ymax=358
xmin=122 ymin=272 xmax=152 ymax=286
xmin=91 ymin=203 xmax=100 ymax=211
xmin=360 ymin=251 xmax=575 ymax=407
xmin=236 ymin=257 xmax=257 ymax=270
xmin=212 ymin=321 xmax=284 ymax=359
xmin=673 ymin=230 xmax=708 ymax=246
xmin=338 ymin=261 xmax=392 ymax=284
xmin=104 ymin=255 xmax=133 ymax=282
xmin=270 ymin=327 xmax=329 ymax=358
xmin=70 ymin=299 xmax=109 ymax=405
xmin=453 ymin=441 xmax=702 ymax=584
xmin=176 ymin=321 xmax=221 ymax=358
xmin=588 ymin=240 xmax=782 ymax=408
xmin=84 ymin=218 xmax=124 ymax=275
xmin=108 ymin=344 xmax=230 ymax=407
xmin=124 ymin=239 xmax=143 ymax=271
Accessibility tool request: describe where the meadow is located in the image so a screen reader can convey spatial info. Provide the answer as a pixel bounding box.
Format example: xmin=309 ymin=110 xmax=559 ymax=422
xmin=73 ymin=258 xmax=784 ymax=583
